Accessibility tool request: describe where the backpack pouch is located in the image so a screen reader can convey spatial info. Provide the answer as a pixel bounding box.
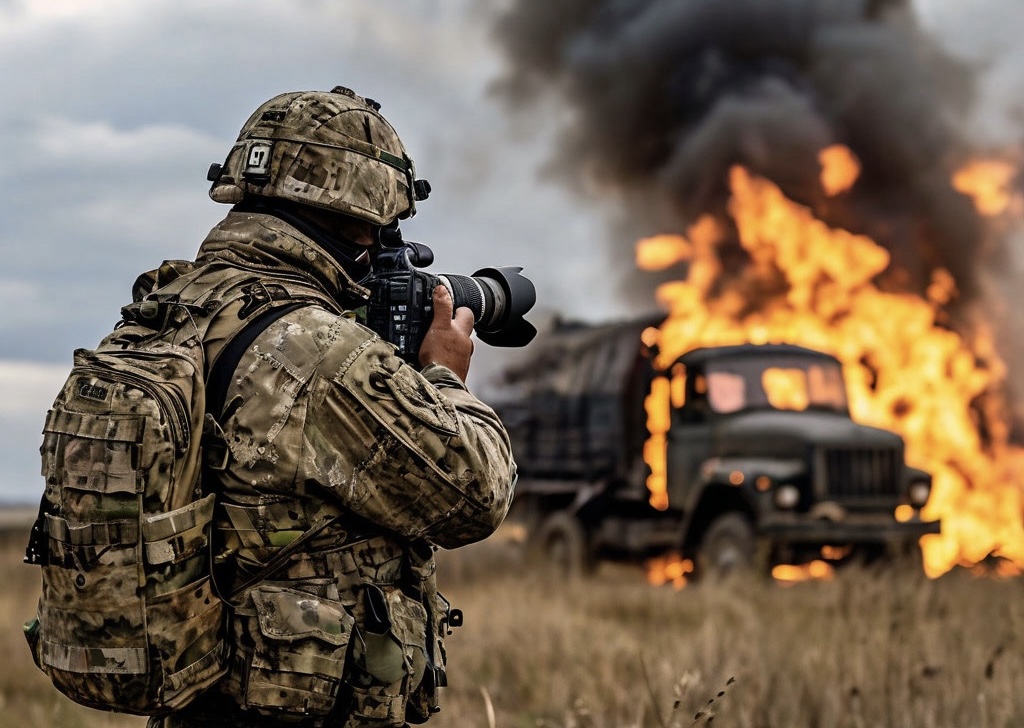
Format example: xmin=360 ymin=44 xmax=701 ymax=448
xmin=32 ymin=493 xmax=227 ymax=714
xmin=142 ymin=494 xmax=228 ymax=708
xmin=146 ymin=574 xmax=227 ymax=702
xmin=34 ymin=507 xmax=151 ymax=711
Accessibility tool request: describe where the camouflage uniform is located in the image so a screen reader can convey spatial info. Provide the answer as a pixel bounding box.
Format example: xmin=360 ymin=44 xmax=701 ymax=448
xmin=147 ymin=209 xmax=516 ymax=727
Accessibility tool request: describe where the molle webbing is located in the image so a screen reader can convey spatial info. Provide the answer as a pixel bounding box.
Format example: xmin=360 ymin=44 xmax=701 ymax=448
xmin=40 ymin=641 xmax=148 ymax=676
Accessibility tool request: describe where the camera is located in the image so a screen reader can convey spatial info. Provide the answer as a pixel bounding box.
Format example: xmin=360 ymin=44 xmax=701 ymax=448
xmin=362 ymin=235 xmax=537 ymax=361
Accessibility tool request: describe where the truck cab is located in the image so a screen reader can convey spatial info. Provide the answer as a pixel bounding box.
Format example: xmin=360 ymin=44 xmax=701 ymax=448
xmin=663 ymin=344 xmax=938 ymax=573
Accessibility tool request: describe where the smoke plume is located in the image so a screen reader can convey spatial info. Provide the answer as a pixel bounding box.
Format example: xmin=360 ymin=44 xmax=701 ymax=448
xmin=491 ymin=0 xmax=993 ymax=313
xmin=491 ymin=0 xmax=1024 ymax=433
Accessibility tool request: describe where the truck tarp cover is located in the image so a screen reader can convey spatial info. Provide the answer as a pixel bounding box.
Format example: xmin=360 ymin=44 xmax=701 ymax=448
xmin=488 ymin=317 xmax=659 ymax=480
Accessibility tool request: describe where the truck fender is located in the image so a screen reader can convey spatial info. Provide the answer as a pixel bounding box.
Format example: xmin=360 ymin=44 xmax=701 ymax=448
xmin=679 ymin=456 xmax=804 ymax=549
xmin=680 ymin=479 xmax=757 ymax=553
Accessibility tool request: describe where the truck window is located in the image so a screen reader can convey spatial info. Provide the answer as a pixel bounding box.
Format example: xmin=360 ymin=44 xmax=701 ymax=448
xmin=807 ymin=362 xmax=847 ymax=410
xmin=676 ymin=371 xmax=711 ymax=423
xmin=762 ymin=368 xmax=809 ymax=411
xmin=706 ymin=371 xmax=747 ymax=413
xmin=704 ymin=355 xmax=848 ymax=414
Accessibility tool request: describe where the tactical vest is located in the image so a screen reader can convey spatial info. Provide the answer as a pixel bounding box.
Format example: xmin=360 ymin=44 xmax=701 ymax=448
xmin=159 ymin=257 xmax=455 ymax=725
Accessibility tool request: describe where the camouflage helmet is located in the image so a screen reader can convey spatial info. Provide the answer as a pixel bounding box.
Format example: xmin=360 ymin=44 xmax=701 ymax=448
xmin=208 ymin=86 xmax=428 ymax=225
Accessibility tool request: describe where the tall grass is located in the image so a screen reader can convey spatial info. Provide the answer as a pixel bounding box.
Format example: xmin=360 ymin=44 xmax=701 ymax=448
xmin=434 ymin=536 xmax=1022 ymax=728
xmin=3 ymin=525 xmax=1021 ymax=727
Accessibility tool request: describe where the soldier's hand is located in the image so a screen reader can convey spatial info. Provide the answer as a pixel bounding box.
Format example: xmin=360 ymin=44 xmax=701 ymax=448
xmin=419 ymin=285 xmax=474 ymax=382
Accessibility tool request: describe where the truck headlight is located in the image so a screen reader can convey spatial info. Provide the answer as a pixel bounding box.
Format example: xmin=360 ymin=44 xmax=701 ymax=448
xmin=774 ymin=485 xmax=800 ymax=510
xmin=908 ymin=479 xmax=931 ymax=508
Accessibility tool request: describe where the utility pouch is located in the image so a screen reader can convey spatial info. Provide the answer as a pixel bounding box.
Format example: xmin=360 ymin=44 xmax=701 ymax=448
xmin=229 ymin=586 xmax=354 ymax=720
xmin=343 ymin=584 xmax=429 ymax=727
xmin=401 ymin=541 xmax=451 ymax=724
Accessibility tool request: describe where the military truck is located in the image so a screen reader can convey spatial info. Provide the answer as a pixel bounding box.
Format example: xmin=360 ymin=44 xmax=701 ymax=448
xmin=487 ymin=317 xmax=940 ymax=577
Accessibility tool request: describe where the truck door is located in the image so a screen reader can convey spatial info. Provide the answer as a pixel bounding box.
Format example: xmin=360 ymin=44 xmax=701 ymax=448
xmin=666 ymin=367 xmax=714 ymax=509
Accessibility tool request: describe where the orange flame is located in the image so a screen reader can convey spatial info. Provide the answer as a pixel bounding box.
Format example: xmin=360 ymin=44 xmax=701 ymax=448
xmin=637 ymin=146 xmax=1024 ymax=579
xmin=772 ymin=560 xmax=835 ymax=585
xmin=636 ymin=234 xmax=693 ymax=270
xmin=646 ymin=553 xmax=694 ymax=589
xmin=953 ymin=158 xmax=1019 ymax=217
xmin=818 ymin=144 xmax=861 ymax=197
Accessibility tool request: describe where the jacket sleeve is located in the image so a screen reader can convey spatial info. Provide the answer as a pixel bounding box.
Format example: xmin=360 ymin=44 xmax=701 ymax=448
xmin=299 ymin=332 xmax=517 ymax=549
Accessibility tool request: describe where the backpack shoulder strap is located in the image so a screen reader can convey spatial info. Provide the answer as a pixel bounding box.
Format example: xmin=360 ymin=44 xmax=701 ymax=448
xmin=200 ymin=301 xmax=306 ymax=475
xmin=200 ymin=299 xmax=353 ymax=603
xmin=205 ymin=301 xmax=305 ymax=420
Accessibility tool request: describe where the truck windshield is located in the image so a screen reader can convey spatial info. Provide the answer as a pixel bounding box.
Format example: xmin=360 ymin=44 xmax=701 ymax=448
xmin=704 ymin=355 xmax=848 ymax=414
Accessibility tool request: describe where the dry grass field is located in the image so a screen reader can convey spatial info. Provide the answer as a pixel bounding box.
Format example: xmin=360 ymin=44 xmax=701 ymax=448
xmin=2 ymin=521 xmax=1021 ymax=728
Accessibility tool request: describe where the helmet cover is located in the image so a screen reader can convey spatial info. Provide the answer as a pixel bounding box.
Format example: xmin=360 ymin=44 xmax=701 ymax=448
xmin=210 ymin=86 xmax=418 ymax=225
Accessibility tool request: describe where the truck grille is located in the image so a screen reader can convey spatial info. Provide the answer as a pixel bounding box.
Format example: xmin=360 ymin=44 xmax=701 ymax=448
xmin=821 ymin=446 xmax=901 ymax=499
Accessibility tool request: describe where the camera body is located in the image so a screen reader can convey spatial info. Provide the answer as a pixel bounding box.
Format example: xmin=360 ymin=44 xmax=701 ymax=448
xmin=363 ymin=239 xmax=537 ymax=362
xmin=364 ymin=244 xmax=441 ymax=360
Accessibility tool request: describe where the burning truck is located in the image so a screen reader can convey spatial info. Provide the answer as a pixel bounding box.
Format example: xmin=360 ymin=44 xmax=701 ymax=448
xmin=489 ymin=316 xmax=939 ymax=580
xmin=489 ymin=0 xmax=1024 ymax=581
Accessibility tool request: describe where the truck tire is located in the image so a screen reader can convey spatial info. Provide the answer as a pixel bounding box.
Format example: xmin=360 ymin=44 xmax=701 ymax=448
xmin=531 ymin=512 xmax=595 ymax=577
xmin=697 ymin=513 xmax=756 ymax=578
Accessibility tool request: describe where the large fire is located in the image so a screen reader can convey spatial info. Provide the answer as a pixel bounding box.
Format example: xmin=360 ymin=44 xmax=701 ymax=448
xmin=638 ymin=145 xmax=1024 ymax=581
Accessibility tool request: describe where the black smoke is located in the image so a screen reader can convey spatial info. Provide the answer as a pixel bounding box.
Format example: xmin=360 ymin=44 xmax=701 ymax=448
xmin=491 ymin=0 xmax=990 ymax=314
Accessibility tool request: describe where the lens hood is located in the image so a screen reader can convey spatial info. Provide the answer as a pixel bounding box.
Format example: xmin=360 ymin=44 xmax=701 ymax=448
xmin=472 ymin=266 xmax=537 ymax=347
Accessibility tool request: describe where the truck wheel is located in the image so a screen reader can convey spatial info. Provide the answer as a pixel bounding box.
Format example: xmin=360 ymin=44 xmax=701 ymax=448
xmin=698 ymin=513 xmax=756 ymax=578
xmin=531 ymin=512 xmax=595 ymax=577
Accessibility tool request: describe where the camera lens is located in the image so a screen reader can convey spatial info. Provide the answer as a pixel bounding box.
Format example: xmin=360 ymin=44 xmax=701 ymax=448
xmin=438 ymin=274 xmax=512 ymax=329
xmin=437 ymin=267 xmax=537 ymax=348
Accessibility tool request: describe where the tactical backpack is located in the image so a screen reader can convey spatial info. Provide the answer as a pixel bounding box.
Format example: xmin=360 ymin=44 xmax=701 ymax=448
xmin=22 ymin=259 xmax=321 ymax=715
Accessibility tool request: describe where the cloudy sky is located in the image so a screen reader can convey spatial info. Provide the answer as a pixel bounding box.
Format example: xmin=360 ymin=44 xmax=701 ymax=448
xmin=1 ymin=0 xmax=1021 ymax=504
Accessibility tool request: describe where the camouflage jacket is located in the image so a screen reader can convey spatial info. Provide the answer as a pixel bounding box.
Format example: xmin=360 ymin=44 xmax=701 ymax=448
xmin=179 ymin=210 xmax=517 ymax=726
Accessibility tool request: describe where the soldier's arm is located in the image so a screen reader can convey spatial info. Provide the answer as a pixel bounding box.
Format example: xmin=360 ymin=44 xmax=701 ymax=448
xmin=300 ymin=326 xmax=516 ymax=549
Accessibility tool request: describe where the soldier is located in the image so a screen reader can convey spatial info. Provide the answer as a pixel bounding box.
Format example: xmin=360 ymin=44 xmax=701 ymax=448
xmin=148 ymin=86 xmax=518 ymax=726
